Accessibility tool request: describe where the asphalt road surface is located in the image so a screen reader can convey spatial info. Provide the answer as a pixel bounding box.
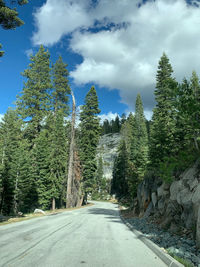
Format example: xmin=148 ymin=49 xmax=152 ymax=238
xmin=0 ymin=201 xmax=167 ymax=267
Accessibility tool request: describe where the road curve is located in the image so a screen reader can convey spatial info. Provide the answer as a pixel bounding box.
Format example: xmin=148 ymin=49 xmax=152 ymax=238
xmin=0 ymin=201 xmax=167 ymax=267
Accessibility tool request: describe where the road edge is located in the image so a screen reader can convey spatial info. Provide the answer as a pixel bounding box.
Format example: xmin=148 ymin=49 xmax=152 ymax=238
xmin=119 ymin=213 xmax=184 ymax=267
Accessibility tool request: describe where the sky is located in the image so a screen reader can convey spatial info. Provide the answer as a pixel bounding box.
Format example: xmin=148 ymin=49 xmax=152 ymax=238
xmin=1 ymin=0 xmax=200 ymax=121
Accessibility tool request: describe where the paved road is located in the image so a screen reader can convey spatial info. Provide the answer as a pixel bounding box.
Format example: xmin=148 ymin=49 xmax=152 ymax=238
xmin=0 ymin=201 xmax=167 ymax=267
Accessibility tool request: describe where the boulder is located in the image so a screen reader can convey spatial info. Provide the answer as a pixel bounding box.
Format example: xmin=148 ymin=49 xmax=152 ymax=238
xmin=34 ymin=209 xmax=45 ymax=215
xmin=177 ymin=188 xmax=193 ymax=206
xmin=157 ymin=183 xmax=169 ymax=198
xmin=192 ymin=184 xmax=200 ymax=205
xmin=170 ymin=180 xmax=184 ymax=201
xmin=189 ymin=178 xmax=198 ymax=191
xmin=158 ymin=197 xmax=166 ymax=215
xmin=144 ymin=202 xmax=153 ymax=218
xmin=151 ymin=192 xmax=157 ymax=207
xmin=192 ymin=184 xmax=200 ymax=219
xmin=166 ymin=200 xmax=181 ymax=218
xmin=196 ymin=206 xmax=200 ymax=248
xmin=181 ymin=203 xmax=194 ymax=229
xmin=180 ymin=159 xmax=199 ymax=183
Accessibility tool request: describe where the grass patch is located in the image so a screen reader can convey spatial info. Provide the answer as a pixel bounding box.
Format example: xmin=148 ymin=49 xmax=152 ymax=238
xmin=167 ymin=251 xmax=195 ymax=267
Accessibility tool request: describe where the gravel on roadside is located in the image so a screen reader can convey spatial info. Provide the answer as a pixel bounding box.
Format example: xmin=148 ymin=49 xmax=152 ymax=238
xmin=123 ymin=216 xmax=200 ymax=267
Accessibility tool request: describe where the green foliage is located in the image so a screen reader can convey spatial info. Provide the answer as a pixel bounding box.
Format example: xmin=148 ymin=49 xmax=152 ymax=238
xmin=111 ymin=140 xmax=129 ymax=198
xmin=17 ymin=45 xmax=52 ymax=142
xmin=0 ymin=0 xmax=28 ymax=56
xmin=0 ymin=109 xmax=24 ymax=214
xmin=101 ymin=115 xmax=121 ymax=135
xmin=149 ymin=53 xmax=178 ymax=169
xmin=131 ymin=94 xmax=149 ymax=179
xmin=159 ymin=150 xmax=198 ymax=184
xmin=52 ymin=56 xmax=71 ymax=115
xmin=167 ymin=251 xmax=195 ymax=267
xmin=79 ymin=86 xmax=101 ymax=194
xmin=176 ymin=71 xmax=200 ymax=151
xmin=46 ymin=111 xmax=69 ymax=208
xmin=92 ymin=156 xmax=110 ymax=200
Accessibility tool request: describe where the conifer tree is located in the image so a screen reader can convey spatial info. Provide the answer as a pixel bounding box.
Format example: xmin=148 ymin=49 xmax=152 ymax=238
xmin=149 ymin=53 xmax=178 ymax=170
xmin=111 ymin=140 xmax=129 ymax=198
xmin=176 ymin=72 xmax=200 ymax=151
xmin=51 ymin=56 xmax=71 ymax=115
xmin=0 ymin=0 xmax=28 ymax=56
xmin=17 ymin=45 xmax=51 ymax=143
xmin=49 ymin=56 xmax=71 ymax=209
xmin=47 ymin=112 xmax=68 ymax=209
xmin=0 ymin=109 xmax=23 ymax=214
xmin=79 ymin=86 xmax=101 ymax=197
xmin=131 ymin=94 xmax=148 ymax=179
xmin=96 ymin=156 xmax=104 ymax=192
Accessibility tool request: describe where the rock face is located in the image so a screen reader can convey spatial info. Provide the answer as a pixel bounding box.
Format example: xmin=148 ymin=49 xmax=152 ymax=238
xmin=135 ymin=160 xmax=200 ymax=248
xmin=97 ymin=133 xmax=121 ymax=179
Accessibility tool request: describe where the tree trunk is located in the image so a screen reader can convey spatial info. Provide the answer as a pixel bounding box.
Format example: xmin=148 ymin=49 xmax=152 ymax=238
xmin=66 ymin=91 xmax=76 ymax=208
xmin=194 ymin=136 xmax=199 ymax=151
xmin=13 ymin=172 xmax=19 ymax=215
xmin=52 ymin=197 xmax=56 ymax=210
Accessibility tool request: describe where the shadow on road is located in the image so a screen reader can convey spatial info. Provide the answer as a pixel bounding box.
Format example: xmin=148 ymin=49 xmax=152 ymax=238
xmin=88 ymin=208 xmax=119 ymax=217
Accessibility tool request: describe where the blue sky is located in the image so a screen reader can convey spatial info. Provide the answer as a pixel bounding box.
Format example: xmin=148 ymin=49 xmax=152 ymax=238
xmin=1 ymin=0 xmax=200 ymax=121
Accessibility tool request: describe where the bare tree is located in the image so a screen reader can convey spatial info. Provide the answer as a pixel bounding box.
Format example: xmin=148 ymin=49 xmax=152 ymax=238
xmin=66 ymin=91 xmax=76 ymax=208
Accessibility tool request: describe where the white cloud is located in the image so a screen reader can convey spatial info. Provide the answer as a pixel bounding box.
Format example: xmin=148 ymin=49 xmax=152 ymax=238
xmin=33 ymin=0 xmax=200 ymax=111
xmin=32 ymin=0 xmax=93 ymax=45
xmin=98 ymin=112 xmax=119 ymax=123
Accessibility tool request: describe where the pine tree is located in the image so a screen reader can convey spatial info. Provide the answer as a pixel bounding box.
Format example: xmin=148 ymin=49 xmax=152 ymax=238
xmin=0 ymin=109 xmax=23 ymax=214
xmin=131 ymin=94 xmax=148 ymax=179
xmin=52 ymin=56 xmax=71 ymax=115
xmin=49 ymin=56 xmax=71 ymax=209
xmin=121 ymin=112 xmax=135 ymax=154
xmin=17 ymin=45 xmax=52 ymax=143
xmin=96 ymin=156 xmax=104 ymax=191
xmin=0 ymin=0 xmax=28 ymax=56
xmin=176 ymin=72 xmax=200 ymax=152
xmin=79 ymin=86 xmax=101 ymax=197
xmin=149 ymin=53 xmax=178 ymax=170
xmin=47 ymin=112 xmax=68 ymax=209
xmin=111 ymin=140 xmax=129 ymax=198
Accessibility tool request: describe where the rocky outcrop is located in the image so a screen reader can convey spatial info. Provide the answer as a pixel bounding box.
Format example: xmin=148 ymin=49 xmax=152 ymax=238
xmin=97 ymin=133 xmax=121 ymax=179
xmin=135 ymin=160 xmax=200 ymax=248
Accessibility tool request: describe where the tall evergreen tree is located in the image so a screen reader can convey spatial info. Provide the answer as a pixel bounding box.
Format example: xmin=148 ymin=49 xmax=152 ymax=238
xmin=131 ymin=94 xmax=148 ymax=179
xmin=49 ymin=56 xmax=71 ymax=209
xmin=17 ymin=45 xmax=52 ymax=143
xmin=79 ymin=86 xmax=101 ymax=197
xmin=0 ymin=109 xmax=23 ymax=214
xmin=149 ymin=53 xmax=178 ymax=170
xmin=111 ymin=140 xmax=129 ymax=198
xmin=51 ymin=56 xmax=71 ymax=115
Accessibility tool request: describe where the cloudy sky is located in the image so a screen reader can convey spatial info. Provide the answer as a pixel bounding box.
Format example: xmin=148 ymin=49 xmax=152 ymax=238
xmin=1 ymin=0 xmax=200 ymax=120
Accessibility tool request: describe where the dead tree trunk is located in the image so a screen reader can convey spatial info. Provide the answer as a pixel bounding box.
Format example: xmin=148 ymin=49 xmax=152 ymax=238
xmin=52 ymin=197 xmax=56 ymax=210
xmin=66 ymin=91 xmax=76 ymax=208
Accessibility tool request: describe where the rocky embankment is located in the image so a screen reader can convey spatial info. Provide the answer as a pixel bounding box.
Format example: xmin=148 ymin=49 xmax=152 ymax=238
xmin=97 ymin=133 xmax=121 ymax=179
xmin=130 ymin=160 xmax=200 ymax=266
xmin=124 ymin=217 xmax=200 ymax=266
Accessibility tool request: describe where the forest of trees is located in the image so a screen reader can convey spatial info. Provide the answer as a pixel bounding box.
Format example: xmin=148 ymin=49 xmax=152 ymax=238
xmin=0 ymin=45 xmax=102 ymax=215
xmin=111 ymin=53 xmax=200 ymax=202
xmin=1 ymin=43 xmax=200 ymax=215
